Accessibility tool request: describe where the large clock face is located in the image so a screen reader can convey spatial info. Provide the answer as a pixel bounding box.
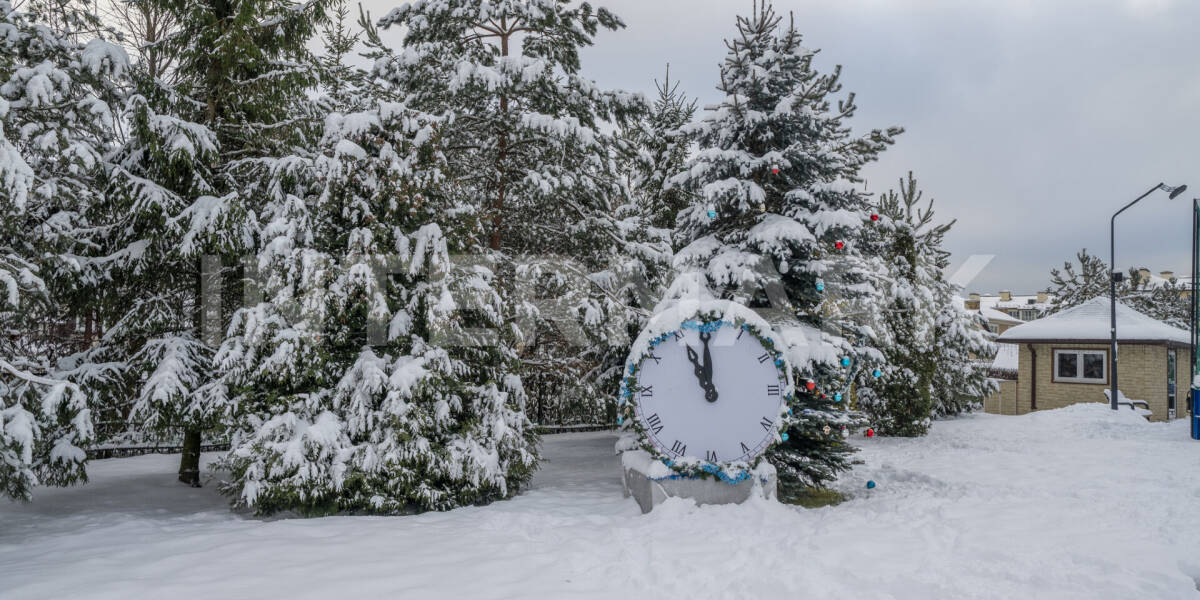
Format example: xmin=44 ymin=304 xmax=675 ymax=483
xmin=632 ymin=323 xmax=787 ymax=463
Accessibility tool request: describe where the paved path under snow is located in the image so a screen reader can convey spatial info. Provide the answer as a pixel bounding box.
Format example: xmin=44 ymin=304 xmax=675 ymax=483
xmin=3 ymin=407 xmax=1200 ymax=599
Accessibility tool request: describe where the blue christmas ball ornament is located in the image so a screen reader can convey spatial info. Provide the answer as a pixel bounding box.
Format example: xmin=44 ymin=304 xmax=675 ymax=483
xmin=706 ymin=209 xmax=717 ymax=218
xmin=866 ymin=480 xmax=876 ymax=489
xmin=841 ymin=357 xmax=851 ymax=367
xmin=781 ymin=432 xmax=789 ymax=441
xmin=816 ymin=282 xmax=825 ymax=292
xmin=834 ymin=393 xmax=842 ymax=402
xmin=617 ymin=416 xmax=623 ymax=425
xmin=872 ymin=369 xmax=883 ymax=378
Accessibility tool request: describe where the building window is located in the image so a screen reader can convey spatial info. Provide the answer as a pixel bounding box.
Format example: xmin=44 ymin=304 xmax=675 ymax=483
xmin=1053 ymin=349 xmax=1107 ymax=384
xmin=1020 ymin=310 xmax=1035 ymax=320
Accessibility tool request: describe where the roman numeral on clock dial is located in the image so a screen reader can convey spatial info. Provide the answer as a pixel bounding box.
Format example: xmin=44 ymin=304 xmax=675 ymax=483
xmin=645 ymin=413 xmax=663 ymax=435
xmin=766 ymin=384 xmax=780 ymax=396
xmin=740 ymin=442 xmax=752 ymax=455
xmin=638 ymin=385 xmax=653 ymax=397
xmin=757 ymin=352 xmax=771 ymax=364
xmin=670 ymin=440 xmax=687 ymax=456
xmin=705 ymin=450 xmax=718 ymax=462
xmin=760 ymin=416 xmax=774 ymax=431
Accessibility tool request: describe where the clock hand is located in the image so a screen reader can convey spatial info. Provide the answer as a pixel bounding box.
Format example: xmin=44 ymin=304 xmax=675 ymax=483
xmin=699 ymin=331 xmax=718 ymax=402
xmin=685 ymin=344 xmax=706 ymax=382
xmin=685 ymin=342 xmax=717 ymax=401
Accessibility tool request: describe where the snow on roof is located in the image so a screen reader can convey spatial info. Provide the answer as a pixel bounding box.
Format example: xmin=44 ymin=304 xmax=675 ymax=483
xmin=967 ymin=293 xmax=1055 ymax=315
xmin=990 ymin=343 xmax=1019 ymax=374
xmin=997 ymin=297 xmax=1189 ymax=345
xmin=980 ymin=307 xmax=1023 ymax=324
xmin=1142 ymin=272 xmax=1191 ymax=290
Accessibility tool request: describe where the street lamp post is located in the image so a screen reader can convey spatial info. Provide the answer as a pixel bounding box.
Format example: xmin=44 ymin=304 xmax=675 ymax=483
xmin=1110 ymin=182 xmax=1188 ymax=410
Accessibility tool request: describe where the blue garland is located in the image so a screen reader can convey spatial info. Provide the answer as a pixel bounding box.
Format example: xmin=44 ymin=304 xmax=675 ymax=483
xmin=650 ymin=459 xmax=756 ymax=484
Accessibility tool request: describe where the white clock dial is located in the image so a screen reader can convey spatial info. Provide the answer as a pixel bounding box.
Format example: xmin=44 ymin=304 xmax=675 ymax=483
xmin=632 ymin=323 xmax=787 ymax=463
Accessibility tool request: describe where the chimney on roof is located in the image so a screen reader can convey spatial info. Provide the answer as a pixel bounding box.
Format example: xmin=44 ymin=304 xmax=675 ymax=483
xmin=1137 ymin=268 xmax=1150 ymax=283
xmin=1036 ymin=291 xmax=1048 ymax=303
xmin=1160 ymin=270 xmax=1175 ymax=280
xmin=965 ymin=293 xmax=980 ymax=310
xmin=999 ymin=290 xmax=1012 ymax=301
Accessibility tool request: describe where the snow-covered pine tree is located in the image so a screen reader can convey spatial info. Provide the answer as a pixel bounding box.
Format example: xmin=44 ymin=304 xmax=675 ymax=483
xmin=0 ymin=0 xmax=129 ymax=499
xmin=669 ymin=2 xmax=900 ymax=492
xmin=1047 ymin=249 xmax=1109 ymax=314
xmin=61 ymin=0 xmax=331 ymax=486
xmin=1047 ymin=249 xmax=1188 ymax=327
xmin=372 ymin=0 xmax=651 ymax=425
xmin=215 ymin=89 xmax=537 ymax=514
xmin=859 ymin=173 xmax=994 ymax=436
xmin=1122 ymin=270 xmax=1189 ymax=328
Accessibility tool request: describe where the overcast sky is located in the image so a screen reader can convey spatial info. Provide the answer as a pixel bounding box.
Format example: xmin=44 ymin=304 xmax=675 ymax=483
xmin=361 ymin=0 xmax=1200 ymax=294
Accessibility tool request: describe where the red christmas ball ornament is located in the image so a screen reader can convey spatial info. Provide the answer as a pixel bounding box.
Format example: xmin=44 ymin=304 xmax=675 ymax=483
xmin=834 ymin=241 xmax=845 ymax=250
xmin=870 ymin=214 xmax=880 ymax=222
xmin=819 ymin=393 xmax=826 ymax=399
xmin=805 ymin=380 xmax=816 ymax=391
xmin=771 ymin=167 xmax=780 ymax=175
xmin=866 ymin=428 xmax=876 ymax=438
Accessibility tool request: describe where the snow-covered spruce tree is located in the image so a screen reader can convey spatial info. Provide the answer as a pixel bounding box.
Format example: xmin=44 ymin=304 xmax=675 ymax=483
xmin=0 ymin=0 xmax=130 ymax=499
xmin=858 ymin=173 xmax=994 ymax=436
xmin=930 ymin=299 xmax=997 ymax=417
xmin=63 ymin=0 xmax=331 ymax=486
xmin=372 ymin=1 xmax=651 ymax=425
xmin=669 ymin=3 xmax=900 ymax=492
xmin=315 ymin=0 xmax=375 ymax=114
xmin=215 ymin=91 xmax=537 ymax=514
xmin=621 ymin=65 xmax=698 ymax=236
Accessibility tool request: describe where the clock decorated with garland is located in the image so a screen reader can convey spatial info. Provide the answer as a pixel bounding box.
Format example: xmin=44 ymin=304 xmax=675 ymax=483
xmin=619 ymin=303 xmax=792 ymax=479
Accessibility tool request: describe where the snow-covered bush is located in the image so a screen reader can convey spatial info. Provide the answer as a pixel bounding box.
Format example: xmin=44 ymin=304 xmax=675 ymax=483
xmin=216 ymin=101 xmax=537 ymax=515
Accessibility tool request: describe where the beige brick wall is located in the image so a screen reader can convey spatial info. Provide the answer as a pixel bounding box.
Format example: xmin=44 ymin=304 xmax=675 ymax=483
xmin=982 ymin=380 xmax=1017 ymax=414
xmin=1011 ymin=342 xmax=1185 ymax=422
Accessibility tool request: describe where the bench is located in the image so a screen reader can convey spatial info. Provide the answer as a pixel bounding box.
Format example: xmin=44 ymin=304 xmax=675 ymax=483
xmin=1102 ymin=389 xmax=1151 ymax=412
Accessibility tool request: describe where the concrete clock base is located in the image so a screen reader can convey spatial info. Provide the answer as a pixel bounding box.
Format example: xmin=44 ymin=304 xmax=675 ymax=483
xmin=620 ymin=450 xmax=777 ymax=514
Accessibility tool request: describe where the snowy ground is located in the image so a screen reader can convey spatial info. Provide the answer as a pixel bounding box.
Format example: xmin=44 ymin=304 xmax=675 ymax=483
xmin=3 ymin=405 xmax=1200 ymax=599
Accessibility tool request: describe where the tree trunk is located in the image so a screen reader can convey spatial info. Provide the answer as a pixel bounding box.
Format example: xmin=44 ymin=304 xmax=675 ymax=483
xmin=490 ymin=26 xmax=511 ymax=251
xmin=178 ymin=429 xmax=202 ymax=487
xmin=179 ymin=256 xmax=206 ymax=487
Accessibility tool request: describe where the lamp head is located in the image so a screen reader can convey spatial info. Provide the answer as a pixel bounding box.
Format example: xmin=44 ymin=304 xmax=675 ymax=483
xmin=1160 ymin=183 xmax=1188 ymax=199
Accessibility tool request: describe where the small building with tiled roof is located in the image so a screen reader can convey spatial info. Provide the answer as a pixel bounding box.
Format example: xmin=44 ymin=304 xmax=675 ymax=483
xmin=983 ymin=297 xmax=1190 ymax=422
